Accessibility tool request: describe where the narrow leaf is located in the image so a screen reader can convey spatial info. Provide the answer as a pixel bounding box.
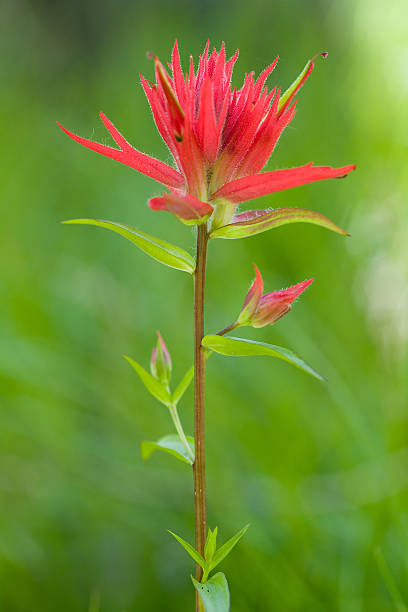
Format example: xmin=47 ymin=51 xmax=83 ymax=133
xmin=172 ymin=365 xmax=194 ymax=405
xmin=168 ymin=531 xmax=206 ymax=569
xmin=210 ymin=524 xmax=249 ymax=572
xmin=210 ymin=207 xmax=348 ymax=240
xmin=171 ymin=352 xmax=212 ymax=406
xmin=124 ymin=355 xmax=171 ymax=405
xmin=192 ymin=573 xmax=230 ymax=612
xmin=62 ymin=218 xmax=196 ymax=273
xmin=202 ymin=336 xmax=324 ymax=381
xmin=204 ymin=527 xmax=218 ymax=568
xmin=141 ymin=434 xmax=195 ymax=465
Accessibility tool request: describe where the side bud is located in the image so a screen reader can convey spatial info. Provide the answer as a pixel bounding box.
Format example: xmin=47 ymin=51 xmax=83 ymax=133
xmin=251 ymin=278 xmax=314 ymax=328
xmin=150 ymin=331 xmax=172 ymax=385
xmin=234 ymin=266 xmax=314 ymax=329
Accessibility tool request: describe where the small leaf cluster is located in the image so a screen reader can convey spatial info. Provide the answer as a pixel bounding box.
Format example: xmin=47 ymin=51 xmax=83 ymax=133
xmin=169 ymin=524 xmax=249 ymax=583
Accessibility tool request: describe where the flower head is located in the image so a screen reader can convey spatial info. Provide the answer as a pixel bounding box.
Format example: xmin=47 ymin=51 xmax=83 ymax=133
xmin=58 ymin=41 xmax=355 ymax=226
xmin=150 ymin=331 xmax=172 ymax=385
xmin=237 ymin=265 xmax=314 ymax=328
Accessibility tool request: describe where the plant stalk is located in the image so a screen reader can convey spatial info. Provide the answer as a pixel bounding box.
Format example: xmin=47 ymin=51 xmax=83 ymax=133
xmin=193 ymin=224 xmax=208 ymax=610
xmin=169 ymin=404 xmax=195 ymax=464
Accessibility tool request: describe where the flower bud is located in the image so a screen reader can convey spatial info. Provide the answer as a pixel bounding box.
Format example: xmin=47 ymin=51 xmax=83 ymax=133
xmin=150 ymin=331 xmax=172 ymax=385
xmin=251 ymin=279 xmax=314 ymax=327
xmin=236 ymin=266 xmax=314 ymax=329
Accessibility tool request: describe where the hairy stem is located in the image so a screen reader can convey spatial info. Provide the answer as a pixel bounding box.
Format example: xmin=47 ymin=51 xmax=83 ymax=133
xmin=193 ymin=224 xmax=208 ymax=609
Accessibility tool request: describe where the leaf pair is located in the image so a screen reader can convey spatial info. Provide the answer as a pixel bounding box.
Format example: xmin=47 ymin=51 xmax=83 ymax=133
xmin=125 ymin=355 xmax=194 ymax=408
xmin=125 ymin=355 xmax=195 ymax=464
xmin=169 ymin=524 xmax=249 ymax=582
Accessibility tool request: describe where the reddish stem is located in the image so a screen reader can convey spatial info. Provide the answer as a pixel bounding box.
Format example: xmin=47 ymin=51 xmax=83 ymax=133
xmin=193 ymin=224 xmax=208 ymax=611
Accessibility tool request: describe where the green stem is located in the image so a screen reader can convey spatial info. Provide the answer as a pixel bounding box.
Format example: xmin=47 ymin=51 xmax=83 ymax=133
xmin=168 ymin=404 xmax=195 ymax=464
xmin=193 ymin=224 xmax=208 ymax=611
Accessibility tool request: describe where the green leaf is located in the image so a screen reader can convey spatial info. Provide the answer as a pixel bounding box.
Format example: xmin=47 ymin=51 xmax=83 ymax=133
xmin=141 ymin=434 xmax=195 ymax=465
xmin=124 ymin=355 xmax=171 ymax=405
xmin=210 ymin=207 xmax=348 ymax=240
xmin=171 ymin=352 xmax=212 ymax=406
xmin=202 ymin=336 xmax=324 ymax=381
xmin=168 ymin=531 xmax=206 ymax=569
xmin=62 ymin=218 xmax=196 ymax=273
xmin=204 ymin=527 xmax=218 ymax=569
xmin=192 ymin=573 xmax=230 ymax=612
xmin=172 ymin=365 xmax=194 ymax=405
xmin=209 ymin=524 xmax=249 ymax=572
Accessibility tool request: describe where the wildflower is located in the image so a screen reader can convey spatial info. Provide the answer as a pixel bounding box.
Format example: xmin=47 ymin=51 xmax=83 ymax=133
xmin=58 ymin=41 xmax=355 ymax=226
xmin=237 ymin=265 xmax=313 ymax=328
xmin=150 ymin=331 xmax=172 ymax=385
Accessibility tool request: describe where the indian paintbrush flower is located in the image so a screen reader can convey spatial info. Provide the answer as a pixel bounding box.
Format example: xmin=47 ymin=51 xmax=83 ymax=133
xmin=236 ymin=265 xmax=314 ymax=328
xmin=59 ymin=40 xmax=356 ymax=610
xmin=150 ymin=331 xmax=172 ymax=385
xmin=58 ymin=41 xmax=355 ymax=228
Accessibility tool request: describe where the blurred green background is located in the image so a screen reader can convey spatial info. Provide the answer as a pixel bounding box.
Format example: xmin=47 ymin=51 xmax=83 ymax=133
xmin=1 ymin=0 xmax=408 ymax=610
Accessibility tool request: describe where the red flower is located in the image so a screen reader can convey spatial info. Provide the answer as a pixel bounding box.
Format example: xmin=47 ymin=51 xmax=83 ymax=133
xmin=237 ymin=265 xmax=313 ymax=328
xmin=58 ymin=41 xmax=355 ymax=225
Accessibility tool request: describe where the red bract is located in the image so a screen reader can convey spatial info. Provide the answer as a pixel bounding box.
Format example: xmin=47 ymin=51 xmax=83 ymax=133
xmin=58 ymin=41 xmax=355 ymax=226
xmin=237 ymin=265 xmax=314 ymax=328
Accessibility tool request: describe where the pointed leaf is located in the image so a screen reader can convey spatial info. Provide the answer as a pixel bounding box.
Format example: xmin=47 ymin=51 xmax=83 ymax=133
xmin=172 ymin=365 xmax=194 ymax=405
xmin=168 ymin=531 xmax=206 ymax=569
xmin=141 ymin=434 xmax=195 ymax=465
xmin=202 ymin=336 xmax=324 ymax=381
xmin=209 ymin=524 xmax=249 ymax=572
xmin=62 ymin=219 xmax=196 ymax=273
xmin=210 ymin=207 xmax=349 ymax=240
xmin=204 ymin=527 xmax=218 ymax=567
xmin=171 ymin=352 xmax=213 ymax=406
xmin=192 ymin=573 xmax=230 ymax=612
xmin=124 ymin=355 xmax=171 ymax=405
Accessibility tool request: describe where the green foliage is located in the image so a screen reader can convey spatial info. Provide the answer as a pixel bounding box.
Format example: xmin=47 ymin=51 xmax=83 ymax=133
xmin=172 ymin=365 xmax=194 ymax=405
xmin=168 ymin=531 xmax=206 ymax=569
xmin=171 ymin=352 xmax=212 ymax=405
xmin=62 ymin=219 xmax=196 ymax=273
xmin=191 ymin=573 xmax=230 ymax=612
xmin=210 ymin=207 xmax=348 ymax=240
xmin=204 ymin=528 xmax=218 ymax=569
xmin=169 ymin=524 xmax=249 ymax=583
xmin=141 ymin=434 xmax=195 ymax=465
xmin=208 ymin=524 xmax=249 ymax=573
xmin=202 ymin=335 xmax=324 ymax=380
xmin=124 ymin=355 xmax=171 ymax=405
